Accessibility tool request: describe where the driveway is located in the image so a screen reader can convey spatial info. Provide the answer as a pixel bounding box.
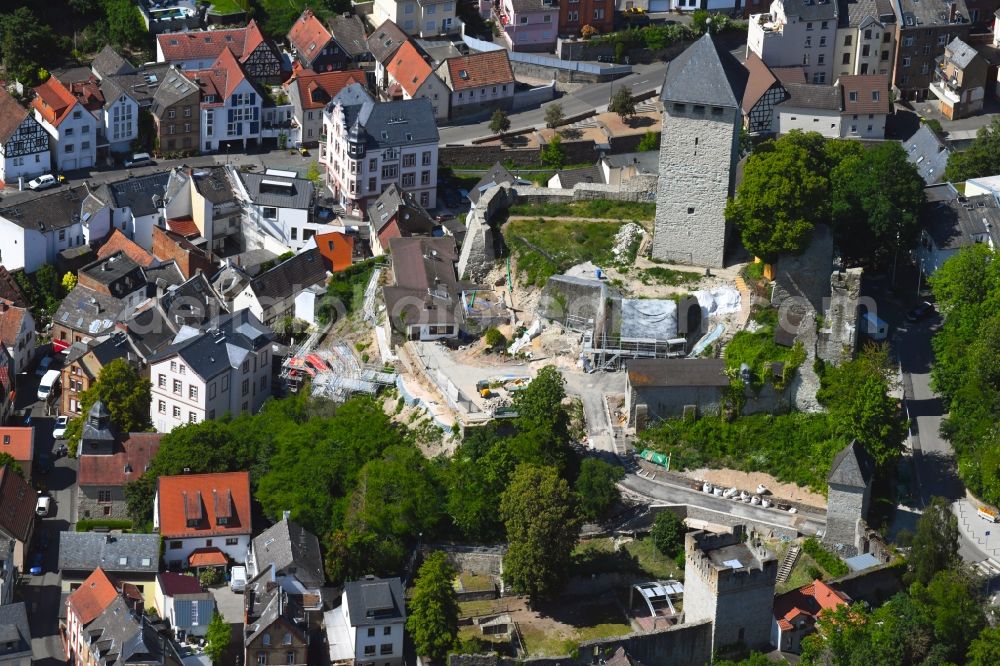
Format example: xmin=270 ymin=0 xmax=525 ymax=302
xmin=210 ymin=585 xmax=245 ymax=624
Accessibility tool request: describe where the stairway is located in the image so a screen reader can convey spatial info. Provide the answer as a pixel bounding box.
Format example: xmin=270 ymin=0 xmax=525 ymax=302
xmin=776 ymin=545 xmax=801 ymax=584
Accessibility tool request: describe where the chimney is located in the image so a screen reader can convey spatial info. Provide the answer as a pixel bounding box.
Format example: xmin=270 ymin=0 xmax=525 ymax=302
xmin=115 ymin=321 xmax=128 ymax=334
xmin=949 ymin=1 xmax=957 ymax=21
xmin=0 ymin=301 xmax=7 ymax=313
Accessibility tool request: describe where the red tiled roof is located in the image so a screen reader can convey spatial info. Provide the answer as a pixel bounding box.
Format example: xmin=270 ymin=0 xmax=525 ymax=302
xmin=0 ymin=299 xmax=28 ymax=349
xmin=742 ymin=53 xmax=781 ymax=115
xmin=288 ymin=9 xmax=333 ymax=65
xmin=0 ymin=266 xmax=28 ymax=307
xmin=0 ymin=427 xmax=33 ymax=466
xmin=286 ymin=70 xmax=364 ymax=110
xmin=0 ymin=465 xmax=33 ymax=542
xmin=773 ymin=579 xmax=850 ymax=632
xmin=244 ymin=19 xmax=267 ymax=57
xmin=185 ymin=47 xmax=250 ymax=105
xmin=167 ymin=216 xmax=200 ymax=238
xmin=157 ymin=471 xmax=252 ymax=539
xmin=31 ymin=76 xmax=80 ymax=127
xmin=387 ymin=41 xmax=434 ymax=98
xmin=444 ymin=51 xmax=514 ymax=92
xmin=838 ymin=74 xmax=891 ymax=115
xmin=315 ymin=231 xmax=354 ymax=272
xmin=188 ymin=547 xmax=228 ymax=567
xmin=157 ymin=26 xmax=252 ymax=63
xmin=97 ymin=229 xmax=155 ymax=267
xmin=0 ymin=89 xmax=29 ymax=143
xmin=78 ymin=432 xmax=162 ymax=487
xmin=68 ymin=568 xmax=119 ymax=626
xmin=70 ymin=77 xmax=105 ymax=112
xmin=158 ymin=571 xmax=205 ymax=597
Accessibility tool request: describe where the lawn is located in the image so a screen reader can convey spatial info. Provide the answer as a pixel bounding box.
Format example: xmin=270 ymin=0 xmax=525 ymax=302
xmin=573 ymin=537 xmax=682 ymax=580
xmin=208 ymin=0 xmax=247 ymax=14
xmin=508 ymin=200 xmax=657 ymax=221
xmin=622 ymin=537 xmax=683 ymax=580
xmin=724 ymin=305 xmax=806 ymax=388
xmin=518 ymin=611 xmax=632 ymax=657
xmin=773 ymin=540 xmax=845 ymax=594
xmin=507 ymin=218 xmax=623 ymax=287
xmin=638 ymin=266 xmax=702 ymax=287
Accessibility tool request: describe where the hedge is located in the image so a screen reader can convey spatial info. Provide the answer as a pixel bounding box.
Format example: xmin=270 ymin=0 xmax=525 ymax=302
xmin=76 ymin=519 xmax=134 ymax=532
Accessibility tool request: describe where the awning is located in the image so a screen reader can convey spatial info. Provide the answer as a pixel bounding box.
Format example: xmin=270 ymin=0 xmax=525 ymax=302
xmin=52 ymin=338 xmax=71 ymax=353
xmin=187 ymin=547 xmax=227 ymax=568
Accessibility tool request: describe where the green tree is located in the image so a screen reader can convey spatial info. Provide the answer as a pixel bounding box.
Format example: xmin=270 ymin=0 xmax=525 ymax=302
xmin=489 ymin=109 xmax=510 ymax=136
xmin=968 ymin=626 xmax=1000 ymax=666
xmin=637 ymin=131 xmax=660 ymax=152
xmin=484 ymin=327 xmax=506 ymax=350
xmin=509 ymin=365 xmax=571 ymax=471
xmin=540 ymin=134 xmax=566 ymax=170
xmin=61 ymin=272 xmax=77 ymax=293
xmin=102 ymin=0 xmax=146 ymax=48
xmin=650 ymin=510 xmax=685 ymax=556
xmin=832 ymin=375 xmax=906 ymax=468
xmin=0 ymin=8 xmax=63 ymax=85
xmin=306 ymin=161 xmax=321 ymax=184
xmin=406 ymin=552 xmax=459 ymax=661
xmin=65 ymin=359 xmax=152 ymax=456
xmin=800 ymin=602 xmax=871 ymax=665
xmin=726 ymin=132 xmax=829 ymax=262
xmin=609 ymin=86 xmax=636 ymax=124
xmin=574 ymin=458 xmax=622 ymax=520
xmin=910 ymin=568 xmax=986 ymax=663
xmin=500 ymin=465 xmax=582 ymax=605
xmin=907 ymin=496 xmax=960 ymax=586
xmin=544 ymin=103 xmax=565 ymax=129
xmin=204 ymin=612 xmax=231 ymax=664
xmin=0 ymin=455 xmax=24 ymax=478
xmin=691 ymin=9 xmax=712 ymax=34
xmin=945 ymin=118 xmax=1000 ymax=182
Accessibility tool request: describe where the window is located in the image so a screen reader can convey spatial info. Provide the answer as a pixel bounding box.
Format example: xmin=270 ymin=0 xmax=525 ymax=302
xmin=205 ymin=539 xmax=212 ymax=547
xmin=923 ymin=45 xmax=931 ymax=55
xmin=871 ymin=91 xmax=880 ymax=101
xmin=263 ymin=635 xmax=271 ymax=647
xmin=687 ymin=207 xmax=694 ymax=214
xmin=819 ymin=36 xmax=826 ymax=47
xmin=806 ymin=22 xmax=813 ymax=31
xmin=364 ymin=646 xmax=376 ymax=656
xmin=817 ymin=54 xmax=825 ymax=65
xmin=593 ymin=8 xmax=604 ymax=18
xmin=421 ymin=171 xmax=430 ymax=185
xmin=170 ymin=540 xmax=182 ymax=549
xmin=902 ymin=57 xmax=911 ymax=68
xmin=81 ymin=141 xmax=90 ymax=150
xmin=98 ymin=490 xmax=111 ymax=503
xmin=173 ymin=379 xmax=182 ymax=395
xmin=380 ymin=644 xmax=393 ymax=655
xmin=420 ymin=191 xmax=429 ymax=207
xmin=226 ymin=537 xmax=238 ymax=545
xmin=842 ymin=53 xmax=851 ymax=65
xmin=290 ymin=227 xmax=297 ymax=240
xmin=286 ymin=653 xmax=295 ymax=665
xmin=179 ymin=364 xmax=186 ymax=375
xmin=938 ymin=34 xmax=948 ymax=45
xmin=805 ymin=36 xmax=812 ymax=48
xmin=369 ymin=158 xmax=377 ymax=170
xmin=903 ymin=36 xmax=914 ymax=47
xmin=158 ymin=400 xmax=166 ymax=414
xmin=65 ymin=144 xmax=74 ymax=153
xmin=384 ymin=626 xmax=392 ymax=635
xmin=403 ymin=153 xmax=415 ymax=167
xmin=812 ymin=72 xmax=826 ymax=83
xmin=849 ymin=91 xmax=858 ymax=102
xmin=242 ymin=379 xmax=250 ymax=396
xmin=65 ymin=128 xmax=74 ymax=136
xmin=402 ymin=173 xmax=415 ymax=187
xmin=283 ymin=633 xmax=293 ymax=646
xmin=263 ymin=207 xmax=277 ymax=219
xmin=188 ymin=412 xmax=197 ymax=423
xmin=821 ymin=21 xmax=828 ymax=29
xmin=862 ymin=44 xmax=870 ymax=57
xmin=171 ymin=361 xmax=177 ymax=372
xmin=844 ymin=34 xmax=852 ymax=46
xmin=520 ymin=15 xmax=528 ymax=23
xmin=421 ymin=151 xmax=432 ymax=166
xmin=173 ymin=405 xmax=181 ymax=418
xmin=257 ymin=653 xmax=266 ymax=665
xmin=921 ymin=63 xmax=929 ymax=75
xmin=261 ymin=375 xmax=267 ymax=390
xmin=168 ymin=109 xmax=176 ymax=119
xmin=367 ymin=628 xmax=376 ymax=638
xmin=864 ymin=29 xmax=872 ymax=40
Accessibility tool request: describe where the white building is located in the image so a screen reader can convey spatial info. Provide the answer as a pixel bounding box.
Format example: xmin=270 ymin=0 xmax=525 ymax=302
xmin=229 ymin=167 xmax=325 ymax=253
xmin=321 ymin=95 xmax=439 ymax=214
xmin=834 ymin=2 xmax=896 ymax=78
xmin=0 ymin=299 xmax=35 ymax=375
xmin=187 ymin=48 xmax=262 ymax=153
xmin=152 ymin=572 xmax=216 ymax=640
xmin=0 ymin=90 xmax=51 ymax=187
xmin=148 ymin=310 xmax=274 ymax=433
xmin=232 ymin=248 xmax=329 ymax=328
xmin=91 ymin=171 xmax=171 ymax=251
xmin=325 ymin=576 xmax=406 ymax=666
xmin=915 ymin=183 xmax=1000 ymax=276
xmin=774 ymin=75 xmax=889 ymax=138
xmin=31 ymin=76 xmax=98 ymax=171
xmin=373 ymin=0 xmax=461 ymax=37
xmin=95 ymin=78 xmax=140 ymax=155
xmin=0 ymin=185 xmax=89 ymax=273
xmin=748 ymin=0 xmax=840 ymax=84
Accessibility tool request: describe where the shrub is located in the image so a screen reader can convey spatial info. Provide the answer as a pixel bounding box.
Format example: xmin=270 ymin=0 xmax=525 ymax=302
xmin=650 ymin=511 xmax=685 ymax=556
xmin=75 ymin=519 xmax=133 ymax=532
xmin=803 ymin=538 xmax=849 ymax=577
xmin=199 ymin=567 xmax=223 ymax=587
xmin=484 ymin=328 xmax=507 ymax=350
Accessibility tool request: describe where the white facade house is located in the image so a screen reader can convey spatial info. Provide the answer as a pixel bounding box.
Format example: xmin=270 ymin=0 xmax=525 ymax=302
xmin=189 ymin=48 xmax=263 ymax=153
xmin=0 ymin=300 xmax=35 ymax=375
xmin=0 ymin=90 xmax=51 ymax=187
xmin=31 ymin=76 xmax=98 ymax=171
xmin=0 ymin=185 xmax=89 ymax=273
xmin=232 ymin=248 xmax=330 ymax=327
xmin=95 ymin=80 xmax=140 ymax=155
xmin=748 ymin=0 xmax=839 ymax=84
xmin=229 ymin=167 xmax=323 ymax=253
xmin=325 ymin=576 xmax=406 ymax=666
xmin=92 ymin=171 xmax=171 ymax=251
xmin=915 ymin=184 xmax=1000 ymax=276
xmin=148 ymin=310 xmax=274 ymax=433
xmin=373 ymin=0 xmax=460 ymax=37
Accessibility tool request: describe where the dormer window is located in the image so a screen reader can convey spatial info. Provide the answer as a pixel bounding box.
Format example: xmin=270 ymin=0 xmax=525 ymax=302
xmin=459 ymin=69 xmax=469 ymax=79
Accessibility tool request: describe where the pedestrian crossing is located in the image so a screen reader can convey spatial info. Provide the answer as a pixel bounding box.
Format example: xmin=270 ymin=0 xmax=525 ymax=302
xmin=975 ymin=558 xmax=1000 ymax=578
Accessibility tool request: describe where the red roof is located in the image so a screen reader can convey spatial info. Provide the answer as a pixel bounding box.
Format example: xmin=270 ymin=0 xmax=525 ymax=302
xmin=158 ymin=571 xmax=205 ymax=597
xmin=0 ymin=266 xmax=28 ymax=307
xmin=31 ymin=76 xmax=80 ymax=127
xmin=288 ymin=9 xmax=333 ymax=65
xmin=0 ymin=299 xmax=28 ymax=349
xmin=97 ymin=229 xmax=156 ymax=267
xmin=285 ymin=69 xmax=364 ymax=110
xmin=68 ymin=568 xmax=119 ymax=626
xmin=167 ymin=216 xmax=200 ymax=238
xmin=0 ymin=427 xmax=33 ymax=466
xmin=838 ymin=74 xmax=891 ymax=115
xmin=773 ymin=579 xmax=850 ymax=631
xmin=185 ymin=47 xmax=250 ymax=105
xmin=188 ymin=547 xmax=228 ymax=567
xmin=69 ymin=77 xmax=105 ymax=112
xmin=0 ymin=89 xmax=29 ymax=143
xmin=0 ymin=465 xmax=33 ymax=542
xmin=157 ymin=471 xmax=252 ymax=539
xmin=315 ymin=231 xmax=355 ymax=272
xmin=157 ymin=24 xmax=256 ymax=63
xmin=444 ymin=51 xmax=514 ymax=91
xmin=387 ymin=41 xmax=434 ymax=97
xmin=78 ymin=433 xmax=163 ymax=487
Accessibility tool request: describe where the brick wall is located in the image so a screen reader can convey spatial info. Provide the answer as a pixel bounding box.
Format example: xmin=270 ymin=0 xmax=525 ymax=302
xmin=151 ymin=226 xmax=215 ymax=280
xmin=439 ymin=140 xmax=598 ymax=167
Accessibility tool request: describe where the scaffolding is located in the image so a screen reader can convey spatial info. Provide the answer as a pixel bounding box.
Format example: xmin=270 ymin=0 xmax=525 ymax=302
xmin=583 ymin=331 xmax=687 ymax=372
xmin=281 ymin=334 xmax=395 ymax=402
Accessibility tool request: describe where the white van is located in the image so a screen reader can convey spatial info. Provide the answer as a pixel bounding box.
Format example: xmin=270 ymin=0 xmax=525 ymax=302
xmin=27 ymin=174 xmax=57 ymax=191
xmin=35 ymin=494 xmax=51 ymax=517
xmin=124 ymin=152 xmax=152 ymax=168
xmin=37 ymin=369 xmax=60 ymax=402
xmin=862 ymin=312 xmax=889 ymax=341
xmin=230 ymin=566 xmax=247 ymax=592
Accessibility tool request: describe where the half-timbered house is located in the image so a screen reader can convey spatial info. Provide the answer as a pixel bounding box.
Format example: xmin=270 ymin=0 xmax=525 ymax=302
xmin=0 ymin=90 xmax=51 ymax=186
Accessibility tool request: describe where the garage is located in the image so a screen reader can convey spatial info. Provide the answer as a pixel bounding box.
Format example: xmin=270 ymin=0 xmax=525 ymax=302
xmin=80 ymin=156 xmax=93 ymax=168
xmin=649 ymin=0 xmax=670 ymax=10
xmin=62 ymin=158 xmax=77 ymax=170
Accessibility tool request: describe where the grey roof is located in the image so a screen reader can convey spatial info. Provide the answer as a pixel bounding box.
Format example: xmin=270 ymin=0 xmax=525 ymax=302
xmin=603 ymin=151 xmax=660 ymax=174
xmin=247 ymin=248 xmax=328 ymax=303
xmin=329 ymin=14 xmax=369 ymax=57
xmin=161 ymin=272 xmax=228 ymax=326
xmin=661 ymin=34 xmax=748 ymax=108
xmin=143 ymin=261 xmax=185 ymax=293
xmin=780 ymin=82 xmax=844 ymax=110
xmin=367 ymin=20 xmax=408 ymax=64
xmin=238 ymin=171 xmax=314 ymax=209
xmin=945 ymin=37 xmax=979 ymax=69
xmin=0 ymin=602 xmax=32 ymax=661
xmin=124 ymin=306 xmax=177 ymax=360
xmin=150 ymin=66 xmax=200 ymax=115
xmin=370 ymin=183 xmax=434 ymax=234
xmin=905 ymin=125 xmax=952 ymax=184
xmin=510 ymin=0 xmax=556 ymax=11
xmin=106 ymin=63 xmax=173 ymax=108
xmin=211 ymin=264 xmax=252 ymax=301
xmin=82 ymin=399 xmax=114 ymax=444
xmin=150 ymin=309 xmax=273 ymax=382
xmin=92 ymin=46 xmax=137 ymax=79
xmin=470 ymin=162 xmax=519 ymax=204
xmin=896 ymin=0 xmax=970 ymax=28
xmin=343 ymin=576 xmax=406 ymax=626
xmin=340 ymin=98 xmax=439 ymax=149
xmin=192 ymin=167 xmax=237 ymax=205
xmin=245 ymin=573 xmax=307 ymax=646
xmin=553 ymin=164 xmax=606 ymax=188
xmin=83 ymin=596 xmax=166 ymax=665
xmin=0 ymin=186 xmax=88 ymax=231
xmin=55 ymin=285 xmax=132 ymax=337
xmin=839 ymin=0 xmax=896 ymax=28
xmin=828 ymin=440 xmax=875 ymax=487
xmin=98 ymin=172 xmax=171 ymax=218
xmin=328 ymin=82 xmax=375 ymax=110
xmin=79 ymin=252 xmax=146 ymax=297
xmin=58 ymin=532 xmax=161 ymax=574
xmin=782 ymin=0 xmax=840 ymax=21
xmin=252 ymin=518 xmax=325 ymax=588
xmin=626 ymin=358 xmax=731 ymax=388
xmin=923 ymin=192 xmax=1000 ymax=251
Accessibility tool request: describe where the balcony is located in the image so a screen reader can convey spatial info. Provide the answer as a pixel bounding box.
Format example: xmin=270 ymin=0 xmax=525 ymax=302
xmin=750 ymin=13 xmax=783 ymax=34
xmin=929 ymin=79 xmax=960 ymax=106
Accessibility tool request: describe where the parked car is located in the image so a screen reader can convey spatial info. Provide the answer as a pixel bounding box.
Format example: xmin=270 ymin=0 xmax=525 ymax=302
xmin=123 ymin=152 xmax=153 ymax=168
xmin=27 ymin=174 xmax=57 ymax=191
xmin=906 ymin=301 xmax=935 ymax=322
xmin=36 ymin=453 xmax=52 ymax=476
xmin=53 ymin=415 xmax=68 ymax=440
xmin=35 ymin=493 xmax=51 ymax=517
xmin=35 ymin=356 xmax=52 ymax=376
xmin=29 ymin=552 xmax=43 ymax=576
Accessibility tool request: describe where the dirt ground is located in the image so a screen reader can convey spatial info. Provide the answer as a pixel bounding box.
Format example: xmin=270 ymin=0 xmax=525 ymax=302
xmin=679 ymin=468 xmax=827 ymax=509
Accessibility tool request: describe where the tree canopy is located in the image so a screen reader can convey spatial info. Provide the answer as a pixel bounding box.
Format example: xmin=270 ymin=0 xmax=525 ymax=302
xmin=204 ymin=612 xmax=231 ymax=664
xmin=945 ymin=118 xmax=1000 ymax=182
xmin=407 ymin=552 xmax=459 ymax=661
xmin=609 ymin=86 xmax=636 ymax=123
xmin=540 ymin=134 xmax=566 ymax=170
xmin=544 ymin=103 xmax=565 ymax=129
xmin=65 ymin=359 xmax=152 ymax=456
xmin=650 ymin=510 xmax=685 ymax=556
xmin=574 ymin=458 xmax=622 ymax=520
xmin=0 ymin=455 xmax=24 ymax=478
xmin=906 ymin=496 xmax=960 ymax=586
xmin=489 ymin=109 xmax=510 ymax=135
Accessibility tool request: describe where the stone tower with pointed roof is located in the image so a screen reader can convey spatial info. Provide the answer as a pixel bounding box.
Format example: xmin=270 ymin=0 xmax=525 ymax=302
xmin=824 ymin=439 xmax=875 ymax=555
xmin=81 ymin=400 xmax=115 ymax=456
xmin=652 ymin=34 xmax=748 ymax=268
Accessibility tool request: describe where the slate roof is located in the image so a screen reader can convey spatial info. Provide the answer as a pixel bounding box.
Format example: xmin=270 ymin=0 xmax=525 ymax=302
xmin=0 ymin=89 xmax=31 ymax=143
xmin=245 ymin=573 xmax=308 ymax=646
xmin=238 ymin=171 xmax=314 ymax=209
xmin=0 ymin=602 xmax=32 ymax=661
xmin=343 ymin=576 xmax=406 ymax=626
xmin=781 ymin=82 xmax=844 ymax=110
xmin=68 ymin=568 xmax=120 ymax=626
xmin=55 ymin=285 xmax=128 ymax=337
xmin=98 ymin=171 xmax=171 ymax=219
xmin=897 ymin=0 xmax=969 ymax=29
xmin=288 ymin=9 xmax=333 ymax=64
xmin=442 ymin=51 xmax=514 ymax=91
xmin=371 ymin=183 xmax=434 ymax=235
xmin=83 ymin=595 xmax=166 ymax=665
xmin=58 ymin=532 xmax=160 ymax=574
xmin=191 ymin=167 xmax=237 ymax=205
xmin=78 ymin=432 xmax=162 ymax=488
xmin=329 ymin=13 xmax=369 ymax=57
xmin=150 ymin=309 xmax=272 ymax=383
xmin=511 ymin=0 xmax=558 ymax=11
xmin=782 ymin=0 xmax=840 ymax=20
xmin=0 ymin=427 xmax=33 ymax=466
xmin=0 ymin=464 xmax=35 ymax=542
xmin=946 ymin=37 xmax=979 ymax=69
xmin=92 ymin=46 xmax=137 ymax=80
xmin=904 ymin=125 xmax=951 ymax=184
xmin=922 ymin=192 xmax=1000 ymax=250
xmin=470 ymin=162 xmax=517 ymax=204
xmin=246 ymin=248 xmax=328 ymax=303
xmin=553 ymin=164 xmax=605 ymax=188
xmin=252 ymin=518 xmax=325 ymax=588
xmin=367 ymin=20 xmax=409 ymax=64
xmin=0 ymin=185 xmax=88 ymax=231
xmin=150 ymin=66 xmax=201 ymax=116
xmin=160 ymin=272 xmax=228 ymax=326
xmin=828 ymin=440 xmax=875 ymax=488
xmin=839 ymin=0 xmax=896 ymax=28
xmin=104 ymin=63 xmax=173 ymax=108
xmin=626 ymin=358 xmax=730 ymax=388
xmin=157 ymin=471 xmax=252 ymax=539
xmin=661 ymin=34 xmax=748 ymax=108
xmin=838 ymin=74 xmax=890 ymax=114
xmin=340 ymin=98 xmax=439 ymax=149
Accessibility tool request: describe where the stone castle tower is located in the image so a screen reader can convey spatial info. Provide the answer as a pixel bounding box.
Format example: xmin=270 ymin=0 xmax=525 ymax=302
xmin=652 ymin=34 xmax=747 ymax=268
xmin=683 ymin=524 xmax=778 ymax=653
xmin=824 ymin=439 xmax=875 ymax=556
